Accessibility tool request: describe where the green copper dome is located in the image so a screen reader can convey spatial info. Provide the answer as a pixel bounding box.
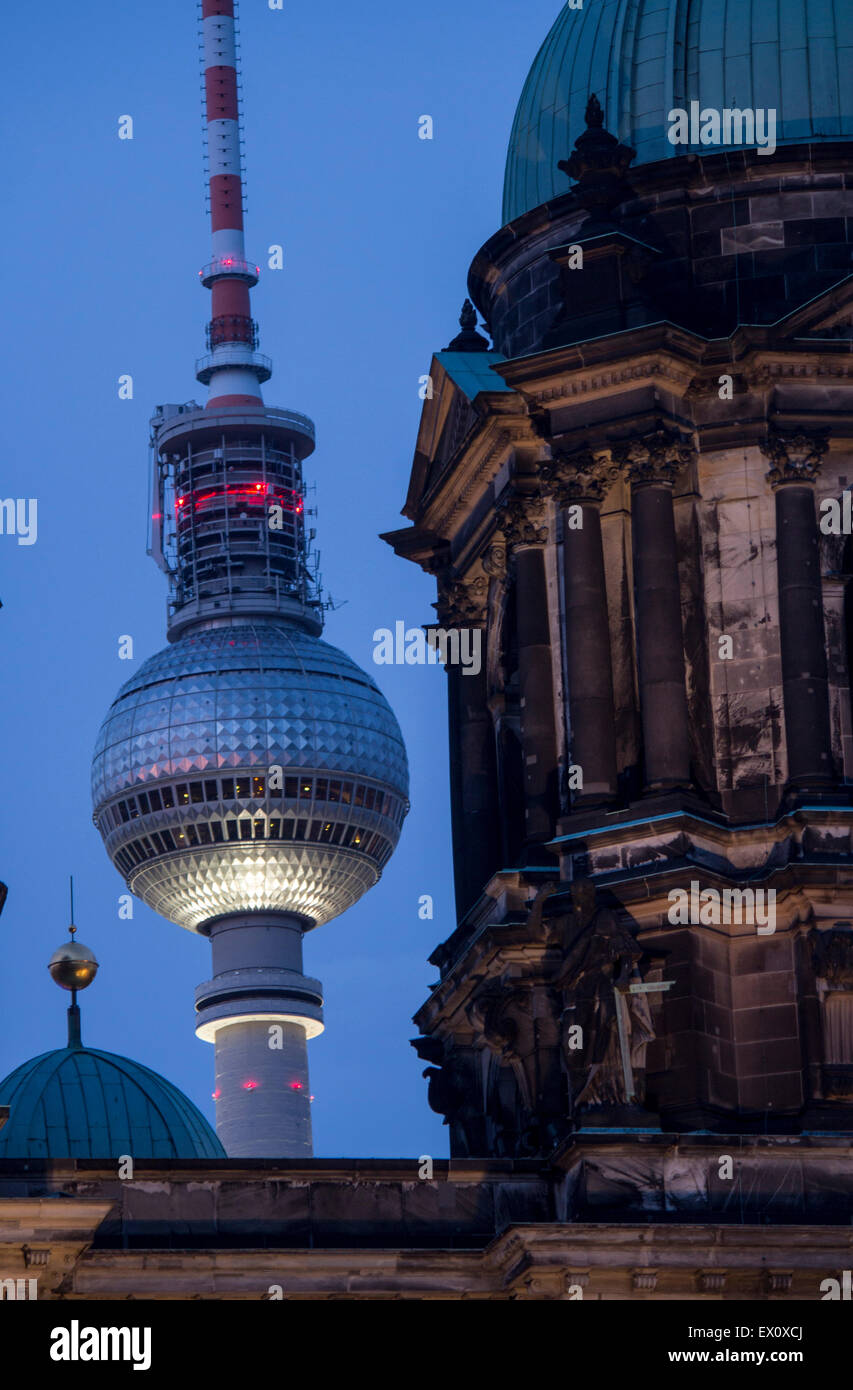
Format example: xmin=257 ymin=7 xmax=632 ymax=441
xmin=0 ymin=1046 xmax=225 ymax=1160
xmin=503 ymin=0 xmax=853 ymax=224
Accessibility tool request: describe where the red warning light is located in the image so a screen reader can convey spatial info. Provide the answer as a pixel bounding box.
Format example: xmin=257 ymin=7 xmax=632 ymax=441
xmin=242 ymin=1079 xmax=260 ymax=1091
xmin=212 ymin=1088 xmax=221 ymax=1100
xmin=289 ymin=1081 xmax=303 ymax=1091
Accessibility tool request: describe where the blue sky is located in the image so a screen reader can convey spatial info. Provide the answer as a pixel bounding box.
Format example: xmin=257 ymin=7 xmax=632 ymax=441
xmin=0 ymin=0 xmax=561 ymax=1156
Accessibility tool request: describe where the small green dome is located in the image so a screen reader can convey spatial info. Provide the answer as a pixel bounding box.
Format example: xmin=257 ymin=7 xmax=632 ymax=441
xmin=504 ymin=0 xmax=853 ymax=224
xmin=0 ymin=1046 xmax=225 ymax=1160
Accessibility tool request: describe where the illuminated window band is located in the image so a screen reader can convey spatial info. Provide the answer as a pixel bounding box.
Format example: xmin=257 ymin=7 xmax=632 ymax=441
xmin=113 ymin=817 xmax=395 ymax=876
xmin=98 ymin=773 xmax=406 ymax=877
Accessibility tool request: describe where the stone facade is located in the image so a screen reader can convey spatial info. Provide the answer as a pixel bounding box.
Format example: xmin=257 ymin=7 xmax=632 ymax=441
xmin=1 ymin=1142 xmax=850 ymax=1299
xmin=382 ymin=106 xmax=853 ymax=1183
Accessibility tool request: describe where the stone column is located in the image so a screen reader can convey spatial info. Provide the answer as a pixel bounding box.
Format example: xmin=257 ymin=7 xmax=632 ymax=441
xmin=435 ymin=571 xmax=502 ymax=918
xmin=616 ymin=428 xmax=692 ymax=792
xmin=543 ymin=449 xmax=619 ymax=805
xmin=762 ymin=429 xmax=833 ymax=787
xmin=498 ymin=494 xmax=559 ymax=842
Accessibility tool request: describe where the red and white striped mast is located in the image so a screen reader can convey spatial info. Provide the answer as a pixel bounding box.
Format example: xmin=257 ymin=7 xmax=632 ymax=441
xmin=197 ymin=0 xmax=268 ymax=409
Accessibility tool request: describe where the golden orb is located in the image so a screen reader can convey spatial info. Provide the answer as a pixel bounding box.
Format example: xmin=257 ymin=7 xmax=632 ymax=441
xmin=48 ymin=940 xmax=99 ymax=991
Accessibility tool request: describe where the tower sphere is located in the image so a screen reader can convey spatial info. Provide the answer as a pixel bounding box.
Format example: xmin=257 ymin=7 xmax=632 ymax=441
xmin=91 ymin=623 xmax=409 ymax=932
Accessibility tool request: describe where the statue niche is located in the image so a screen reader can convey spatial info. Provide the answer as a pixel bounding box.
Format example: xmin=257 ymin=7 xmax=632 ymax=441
xmin=559 ymin=902 xmax=659 ymax=1117
xmin=810 ymin=926 xmax=853 ymax=1101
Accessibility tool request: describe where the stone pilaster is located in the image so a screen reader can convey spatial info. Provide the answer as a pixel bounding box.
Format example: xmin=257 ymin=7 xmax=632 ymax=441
xmin=615 ymin=427 xmax=692 ymax=792
xmin=434 ymin=573 xmax=501 ymax=918
xmin=497 ymin=493 xmax=559 ymax=843
xmin=542 ymin=448 xmax=619 ymax=805
xmin=761 ymin=429 xmax=833 ymax=788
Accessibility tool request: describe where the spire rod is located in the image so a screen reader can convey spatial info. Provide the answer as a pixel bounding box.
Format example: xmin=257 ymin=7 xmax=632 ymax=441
xmin=197 ymin=0 xmax=268 ymax=409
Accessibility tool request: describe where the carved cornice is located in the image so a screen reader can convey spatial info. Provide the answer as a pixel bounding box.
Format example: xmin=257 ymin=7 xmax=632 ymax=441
xmin=433 ymin=573 xmax=489 ymax=627
xmin=613 ymin=426 xmax=694 ymax=488
xmin=685 ymin=373 xmax=748 ymax=399
xmin=527 ymin=357 xmax=695 ymax=404
xmin=540 ymin=447 xmax=619 ymax=505
xmin=760 ymin=427 xmax=830 ymax=489
xmin=496 ymin=493 xmax=549 ymax=549
xmin=429 ymin=420 xmax=536 ymax=537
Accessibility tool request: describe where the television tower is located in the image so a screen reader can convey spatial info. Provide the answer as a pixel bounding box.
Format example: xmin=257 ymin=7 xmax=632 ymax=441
xmin=91 ymin=0 xmax=409 ymax=1157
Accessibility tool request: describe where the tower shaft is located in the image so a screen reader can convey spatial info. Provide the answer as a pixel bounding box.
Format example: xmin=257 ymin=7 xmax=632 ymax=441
xmin=195 ymin=913 xmax=322 ymax=1156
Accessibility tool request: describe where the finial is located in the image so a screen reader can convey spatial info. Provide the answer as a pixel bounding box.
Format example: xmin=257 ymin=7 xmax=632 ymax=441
xmin=557 ymin=94 xmax=636 ymax=220
xmin=48 ymin=885 xmax=99 ymax=1050
xmin=585 ymin=94 xmax=604 ymax=129
xmin=444 ymin=299 xmax=490 ymax=353
xmin=459 ymin=300 xmax=478 ymax=332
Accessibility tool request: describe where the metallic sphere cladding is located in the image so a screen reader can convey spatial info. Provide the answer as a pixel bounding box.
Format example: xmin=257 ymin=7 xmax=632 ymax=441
xmin=91 ymin=624 xmax=409 ymax=931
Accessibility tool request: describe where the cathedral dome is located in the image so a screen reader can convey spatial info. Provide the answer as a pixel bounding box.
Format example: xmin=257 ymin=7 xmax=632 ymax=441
xmin=503 ymin=0 xmax=853 ymax=224
xmin=0 ymin=1046 xmax=225 ymax=1159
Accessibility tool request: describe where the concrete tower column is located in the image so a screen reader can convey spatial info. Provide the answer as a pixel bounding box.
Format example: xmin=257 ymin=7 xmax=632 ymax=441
xmin=545 ymin=451 xmax=619 ymax=805
xmin=762 ymin=430 xmax=833 ymax=788
xmin=195 ymin=912 xmax=324 ymax=1157
xmin=617 ymin=429 xmax=693 ymax=792
xmin=435 ymin=570 xmax=502 ymax=919
xmin=499 ymin=494 xmax=559 ymax=842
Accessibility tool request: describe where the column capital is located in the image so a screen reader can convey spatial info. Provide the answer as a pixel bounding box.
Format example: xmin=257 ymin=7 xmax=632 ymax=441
xmin=613 ymin=426 xmax=693 ymax=488
xmin=540 ymin=447 xmax=619 ymax=505
xmin=481 ymin=540 xmax=508 ymax=579
xmin=761 ymin=427 xmax=829 ymax=488
xmin=496 ymin=492 xmax=549 ymax=549
xmin=433 ymin=572 xmax=489 ymax=627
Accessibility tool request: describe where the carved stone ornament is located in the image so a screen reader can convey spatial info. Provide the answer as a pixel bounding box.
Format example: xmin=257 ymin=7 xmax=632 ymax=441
xmin=496 ymin=493 xmax=549 ymax=549
xmin=540 ymin=447 xmax=619 ymax=505
xmin=760 ymin=427 xmax=830 ymax=489
xmin=467 ymin=982 xmax=522 ymax=1062
xmin=556 ymin=94 xmax=636 ymax=219
xmin=613 ymin=426 xmax=693 ymax=487
xmin=810 ymin=926 xmax=853 ymax=988
xmin=481 ymin=542 xmax=508 ymax=579
xmin=433 ymin=573 xmax=488 ymax=626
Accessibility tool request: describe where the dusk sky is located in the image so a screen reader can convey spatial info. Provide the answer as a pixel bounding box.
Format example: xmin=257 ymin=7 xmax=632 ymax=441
xmin=0 ymin=0 xmax=561 ymax=1155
